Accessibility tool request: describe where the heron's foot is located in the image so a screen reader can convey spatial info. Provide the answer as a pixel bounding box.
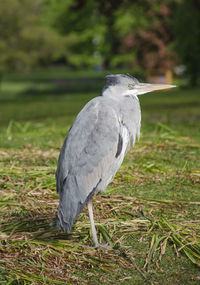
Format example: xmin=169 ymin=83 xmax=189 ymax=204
xmin=81 ymin=243 xmax=113 ymax=249
xmin=94 ymin=242 xmax=113 ymax=249
xmin=81 ymin=243 xmax=112 ymax=250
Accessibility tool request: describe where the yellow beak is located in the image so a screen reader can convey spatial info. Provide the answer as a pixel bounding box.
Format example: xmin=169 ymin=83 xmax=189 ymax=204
xmin=136 ymin=83 xmax=176 ymax=95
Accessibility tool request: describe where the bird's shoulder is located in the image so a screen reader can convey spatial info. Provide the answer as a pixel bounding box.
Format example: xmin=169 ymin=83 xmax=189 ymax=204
xmin=76 ymin=96 xmax=119 ymax=120
xmin=68 ymin=96 xmax=120 ymax=139
xmin=56 ymin=96 xmax=124 ymax=193
xmin=57 ymin=97 xmax=121 ymax=171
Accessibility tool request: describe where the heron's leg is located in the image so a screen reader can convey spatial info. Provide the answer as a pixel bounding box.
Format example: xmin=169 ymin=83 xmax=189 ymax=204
xmin=87 ymin=199 xmax=99 ymax=247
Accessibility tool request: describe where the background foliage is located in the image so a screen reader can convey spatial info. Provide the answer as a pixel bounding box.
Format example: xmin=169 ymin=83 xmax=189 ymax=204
xmin=174 ymin=0 xmax=200 ymax=86
xmin=0 ymin=0 xmax=200 ymax=284
xmin=0 ymin=0 xmax=199 ymax=85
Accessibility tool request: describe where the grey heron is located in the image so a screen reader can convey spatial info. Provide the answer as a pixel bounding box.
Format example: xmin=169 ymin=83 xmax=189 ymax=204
xmin=56 ymin=74 xmax=175 ymax=247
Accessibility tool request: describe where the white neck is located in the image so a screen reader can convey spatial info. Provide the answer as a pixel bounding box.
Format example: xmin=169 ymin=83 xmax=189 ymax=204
xmin=101 ymin=85 xmax=126 ymax=99
xmin=101 ymin=85 xmax=139 ymax=101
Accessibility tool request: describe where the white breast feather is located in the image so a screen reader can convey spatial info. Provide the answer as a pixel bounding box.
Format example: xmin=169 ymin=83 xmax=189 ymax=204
xmin=104 ymin=125 xmax=129 ymax=188
xmin=116 ymin=125 xmax=129 ymax=167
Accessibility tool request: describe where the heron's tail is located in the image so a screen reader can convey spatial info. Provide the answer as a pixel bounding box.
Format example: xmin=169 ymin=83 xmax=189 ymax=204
xmin=57 ymin=175 xmax=99 ymax=233
xmin=57 ymin=175 xmax=84 ymax=232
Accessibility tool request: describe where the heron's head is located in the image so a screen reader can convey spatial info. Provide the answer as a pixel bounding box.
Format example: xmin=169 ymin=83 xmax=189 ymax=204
xmin=103 ymin=74 xmax=176 ymax=98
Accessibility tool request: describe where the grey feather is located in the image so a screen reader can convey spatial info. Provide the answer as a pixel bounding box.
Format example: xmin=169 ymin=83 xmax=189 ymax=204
xmin=104 ymin=74 xmax=139 ymax=88
xmin=56 ymin=73 xmax=176 ymax=246
xmin=56 ymin=75 xmax=141 ymax=233
xmin=115 ymin=134 xmax=123 ymax=158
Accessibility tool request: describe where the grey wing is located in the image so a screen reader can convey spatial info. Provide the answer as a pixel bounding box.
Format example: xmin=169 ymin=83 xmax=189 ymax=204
xmin=56 ymin=98 xmax=126 ymax=232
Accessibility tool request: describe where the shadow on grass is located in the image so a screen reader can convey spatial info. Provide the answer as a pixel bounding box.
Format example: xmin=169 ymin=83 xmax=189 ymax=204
xmin=0 ymin=77 xmax=104 ymax=101
xmin=21 ymin=78 xmax=104 ymax=96
xmin=0 ymin=210 xmax=72 ymax=241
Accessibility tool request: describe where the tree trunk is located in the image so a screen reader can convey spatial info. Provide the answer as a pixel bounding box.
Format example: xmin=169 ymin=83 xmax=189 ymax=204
xmin=189 ymin=72 xmax=198 ymax=87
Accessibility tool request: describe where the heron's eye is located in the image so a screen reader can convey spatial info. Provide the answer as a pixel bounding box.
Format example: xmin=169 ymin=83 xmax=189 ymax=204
xmin=127 ymin=83 xmax=134 ymax=89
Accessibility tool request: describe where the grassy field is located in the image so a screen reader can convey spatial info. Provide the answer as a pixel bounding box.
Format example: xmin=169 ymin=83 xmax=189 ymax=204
xmin=0 ymin=70 xmax=200 ymax=284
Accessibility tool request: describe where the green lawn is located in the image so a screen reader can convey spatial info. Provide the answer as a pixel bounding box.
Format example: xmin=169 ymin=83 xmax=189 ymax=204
xmin=0 ymin=70 xmax=200 ymax=284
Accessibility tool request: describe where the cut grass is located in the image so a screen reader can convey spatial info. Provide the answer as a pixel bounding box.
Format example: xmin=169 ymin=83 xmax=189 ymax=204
xmin=0 ymin=72 xmax=200 ymax=284
xmin=0 ymin=127 xmax=200 ymax=284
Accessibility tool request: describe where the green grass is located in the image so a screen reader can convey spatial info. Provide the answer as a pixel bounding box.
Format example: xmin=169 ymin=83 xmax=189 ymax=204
xmin=0 ymin=70 xmax=200 ymax=284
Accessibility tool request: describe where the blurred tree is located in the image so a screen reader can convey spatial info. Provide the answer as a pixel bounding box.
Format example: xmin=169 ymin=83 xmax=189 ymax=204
xmin=174 ymin=0 xmax=200 ymax=86
xmin=0 ymin=0 xmax=68 ymax=78
xmin=113 ymin=0 xmax=177 ymax=77
xmin=42 ymin=0 xmax=107 ymax=69
xmin=0 ymin=0 xmax=183 ymax=76
xmin=96 ymin=0 xmax=123 ymax=69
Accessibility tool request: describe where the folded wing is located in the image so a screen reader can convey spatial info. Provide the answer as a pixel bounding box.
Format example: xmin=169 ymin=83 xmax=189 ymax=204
xmin=56 ymin=97 xmax=126 ymax=232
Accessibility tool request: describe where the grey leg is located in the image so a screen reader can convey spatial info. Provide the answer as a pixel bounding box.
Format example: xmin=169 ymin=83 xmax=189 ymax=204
xmin=87 ymin=199 xmax=99 ymax=247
